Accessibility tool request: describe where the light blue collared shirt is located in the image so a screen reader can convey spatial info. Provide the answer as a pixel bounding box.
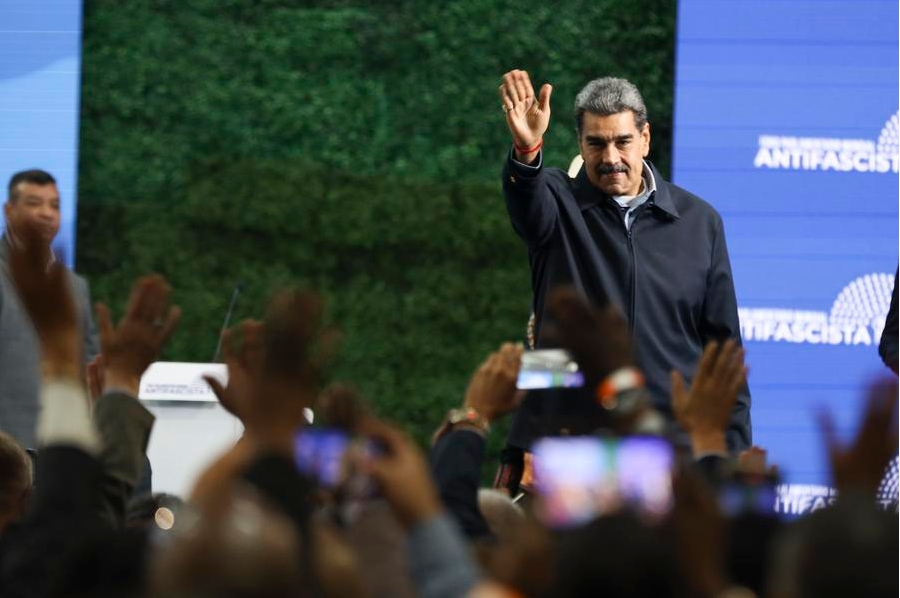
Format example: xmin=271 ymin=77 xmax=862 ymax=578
xmin=611 ymin=160 xmax=657 ymax=231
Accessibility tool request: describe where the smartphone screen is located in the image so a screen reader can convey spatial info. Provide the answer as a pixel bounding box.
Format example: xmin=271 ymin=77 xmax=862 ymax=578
xmin=719 ymin=473 xmax=779 ymax=517
xmin=293 ymin=428 xmax=382 ymax=501
xmin=516 ymin=349 xmax=585 ymax=389
xmin=531 ymin=436 xmax=673 ymax=528
xmin=293 ymin=428 xmax=350 ymax=488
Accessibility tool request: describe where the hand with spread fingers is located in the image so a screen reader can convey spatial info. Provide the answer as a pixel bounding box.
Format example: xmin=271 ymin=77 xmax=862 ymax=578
xmin=498 ymin=69 xmax=553 ymax=162
xmin=541 ymin=286 xmax=635 ymax=389
xmin=671 ymin=339 xmax=747 ymax=455
xmin=203 ymin=320 xmax=265 ymax=421
xmin=94 ymin=274 xmax=181 ymax=397
xmin=463 ymin=342 xmax=525 ymax=425
xmin=819 ymin=377 xmax=898 ymax=496
xmin=262 ymin=289 xmax=339 ymax=389
xmin=260 ymin=289 xmax=337 ymax=430
xmin=206 ymin=290 xmax=338 ymax=449
xmin=8 ymin=222 xmax=80 ymax=378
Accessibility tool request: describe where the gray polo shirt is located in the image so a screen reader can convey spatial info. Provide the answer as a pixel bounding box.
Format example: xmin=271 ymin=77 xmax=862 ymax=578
xmin=0 ymin=235 xmax=99 ymax=448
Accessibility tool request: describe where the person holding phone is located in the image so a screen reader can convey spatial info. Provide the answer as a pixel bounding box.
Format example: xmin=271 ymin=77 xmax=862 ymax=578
xmin=497 ymin=71 xmax=751 ymax=466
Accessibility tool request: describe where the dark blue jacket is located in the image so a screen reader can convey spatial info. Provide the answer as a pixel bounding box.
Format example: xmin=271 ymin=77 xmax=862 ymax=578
xmin=503 ymin=154 xmax=751 ymax=452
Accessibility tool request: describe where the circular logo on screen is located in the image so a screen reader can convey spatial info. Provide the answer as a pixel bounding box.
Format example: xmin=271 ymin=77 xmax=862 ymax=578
xmin=740 ymin=272 xmax=895 ymax=346
xmin=876 ymin=111 xmax=899 ymax=157
xmin=876 ymin=456 xmax=899 ymax=512
xmin=829 ymin=273 xmax=895 ymax=330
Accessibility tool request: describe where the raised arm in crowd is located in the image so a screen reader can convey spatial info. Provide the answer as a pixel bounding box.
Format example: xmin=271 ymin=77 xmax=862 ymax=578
xmin=0 ymin=218 xmax=895 ymax=598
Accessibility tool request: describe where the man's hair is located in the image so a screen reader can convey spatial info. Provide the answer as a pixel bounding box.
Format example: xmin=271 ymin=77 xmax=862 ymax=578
xmin=574 ymin=77 xmax=648 ymax=137
xmin=8 ymin=169 xmax=56 ymax=202
xmin=772 ymin=499 xmax=899 ymax=598
xmin=554 ymin=512 xmax=680 ymax=597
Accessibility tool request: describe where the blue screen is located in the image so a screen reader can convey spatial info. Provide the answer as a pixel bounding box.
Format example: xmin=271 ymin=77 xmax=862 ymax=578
xmin=673 ymin=0 xmax=898 ymax=515
xmin=0 ymin=1 xmax=83 ymax=266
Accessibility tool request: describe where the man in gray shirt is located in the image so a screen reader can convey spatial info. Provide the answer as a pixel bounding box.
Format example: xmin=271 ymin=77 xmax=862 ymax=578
xmin=0 ymin=169 xmax=99 ymax=448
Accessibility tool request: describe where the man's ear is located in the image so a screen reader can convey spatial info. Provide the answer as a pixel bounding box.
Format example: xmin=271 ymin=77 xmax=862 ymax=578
xmin=642 ymin=122 xmax=651 ymax=158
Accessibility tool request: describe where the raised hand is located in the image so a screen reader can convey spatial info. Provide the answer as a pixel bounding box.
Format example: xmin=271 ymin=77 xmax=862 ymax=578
xmin=262 ymin=288 xmax=338 ymax=387
xmin=540 ymin=286 xmax=634 ymax=389
xmin=819 ymin=377 xmax=898 ymax=496
xmin=205 ymin=289 xmax=338 ymax=447
xmin=8 ymin=222 xmax=80 ymax=378
xmin=670 ymin=340 xmax=747 ymax=455
xmin=95 ymin=274 xmax=181 ymax=396
xmin=195 ymin=297 xmax=335 ymax=501
xmin=204 ymin=320 xmax=265 ymax=421
xmin=499 ymin=69 xmax=553 ymax=160
xmin=463 ymin=342 xmax=525 ymax=424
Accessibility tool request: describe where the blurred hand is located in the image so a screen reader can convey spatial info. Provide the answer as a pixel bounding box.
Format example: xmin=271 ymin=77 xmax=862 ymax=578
xmin=8 ymin=222 xmax=80 ymax=378
xmin=197 ymin=291 xmax=340 ymax=500
xmin=463 ymin=342 xmax=525 ymax=424
xmin=819 ymin=377 xmax=898 ymax=496
xmin=498 ymin=70 xmax=552 ymax=159
xmin=262 ymin=289 xmax=339 ymax=387
xmin=206 ymin=290 xmax=339 ymax=448
xmin=95 ymin=274 xmax=181 ymax=397
xmin=358 ymin=417 xmax=442 ymax=529
xmin=204 ymin=320 xmax=265 ymax=421
xmin=736 ymin=445 xmax=778 ymax=477
xmin=541 ymin=286 xmax=634 ymax=389
xmin=671 ymin=339 xmax=747 ymax=455
xmin=259 ymin=289 xmax=337 ymax=438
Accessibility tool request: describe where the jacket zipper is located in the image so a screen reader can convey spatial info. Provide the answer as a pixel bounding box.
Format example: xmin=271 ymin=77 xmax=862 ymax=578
xmin=618 ymin=206 xmax=638 ymax=339
xmin=626 ymin=225 xmax=636 ymax=339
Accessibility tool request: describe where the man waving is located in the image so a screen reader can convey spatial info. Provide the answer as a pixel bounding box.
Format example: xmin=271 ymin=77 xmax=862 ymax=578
xmin=498 ymin=70 xmax=750 ymax=470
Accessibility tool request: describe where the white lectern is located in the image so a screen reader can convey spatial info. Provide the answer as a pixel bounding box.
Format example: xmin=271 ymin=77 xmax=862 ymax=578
xmin=138 ymin=362 xmax=314 ymax=498
xmin=139 ymin=362 xmax=242 ymax=497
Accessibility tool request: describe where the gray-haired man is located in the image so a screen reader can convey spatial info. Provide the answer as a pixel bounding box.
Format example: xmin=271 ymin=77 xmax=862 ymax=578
xmin=496 ymin=71 xmax=750 ymax=481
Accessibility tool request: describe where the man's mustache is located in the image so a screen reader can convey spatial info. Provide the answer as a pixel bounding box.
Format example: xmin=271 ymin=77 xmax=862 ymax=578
xmin=595 ymin=163 xmax=628 ymax=175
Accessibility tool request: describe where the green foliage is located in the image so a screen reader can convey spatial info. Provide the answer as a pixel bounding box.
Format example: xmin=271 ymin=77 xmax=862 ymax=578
xmin=77 ymin=1 xmax=676 ymax=466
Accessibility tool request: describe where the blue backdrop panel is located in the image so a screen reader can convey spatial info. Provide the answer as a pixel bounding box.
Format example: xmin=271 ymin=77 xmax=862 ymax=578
xmin=0 ymin=1 xmax=83 ymax=265
xmin=673 ymin=0 xmax=898 ymax=514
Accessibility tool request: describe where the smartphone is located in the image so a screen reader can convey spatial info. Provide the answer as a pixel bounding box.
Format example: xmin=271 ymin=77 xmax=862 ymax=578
xmin=531 ymin=436 xmax=673 ymax=528
xmin=719 ymin=472 xmax=779 ymax=517
xmin=516 ymin=349 xmax=585 ymax=390
xmin=293 ymin=428 xmax=351 ymax=488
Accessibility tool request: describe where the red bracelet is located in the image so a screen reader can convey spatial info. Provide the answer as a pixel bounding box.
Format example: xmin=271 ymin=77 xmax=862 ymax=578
xmin=514 ymin=139 xmax=543 ymax=154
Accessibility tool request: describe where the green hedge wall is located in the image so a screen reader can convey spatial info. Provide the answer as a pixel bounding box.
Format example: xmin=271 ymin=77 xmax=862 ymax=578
xmin=77 ymin=0 xmax=676 ymax=461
